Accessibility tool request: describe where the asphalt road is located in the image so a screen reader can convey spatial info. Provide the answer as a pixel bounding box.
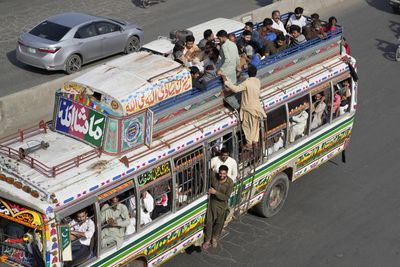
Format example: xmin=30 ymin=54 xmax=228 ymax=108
xmin=164 ymin=0 xmax=400 ymax=267
xmin=0 ymin=0 xmax=272 ymax=97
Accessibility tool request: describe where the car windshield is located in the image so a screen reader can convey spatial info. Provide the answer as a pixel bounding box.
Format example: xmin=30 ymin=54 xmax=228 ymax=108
xmin=29 ymin=20 xmax=71 ymax=41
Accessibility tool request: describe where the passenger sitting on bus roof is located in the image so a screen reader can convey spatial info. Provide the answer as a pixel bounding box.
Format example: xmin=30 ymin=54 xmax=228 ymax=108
xmin=172 ymin=41 xmax=188 ymax=66
xmin=211 ymin=148 xmax=238 ymax=183
xmin=216 ymin=30 xmax=240 ymax=84
xmin=100 ymin=196 xmax=130 ymax=249
xmin=198 ymin=29 xmax=214 ymax=51
xmin=250 ymin=46 xmax=266 ymax=69
xmin=202 ymin=47 xmax=219 ymax=70
xmin=289 ymin=109 xmax=309 ymax=143
xmin=289 ymin=25 xmax=307 ymax=46
xmin=201 ymin=64 xmax=217 ymax=83
xmin=238 ymin=45 xmax=250 ymax=71
xmin=302 ymin=20 xmax=327 ymax=41
xmin=286 ymin=7 xmax=307 ymax=31
xmin=190 ymin=66 xmax=206 ymax=90
xmin=236 ymin=30 xmax=260 ymax=57
xmin=202 ymin=165 xmax=233 ymax=250
xmin=67 ymin=209 xmax=95 ymax=266
xmin=311 ymin=93 xmax=327 ymax=130
xmin=271 ymin=10 xmax=288 ymax=36
xmin=258 ymin=18 xmax=281 ymax=44
xmin=244 ymin=21 xmax=262 ymax=48
xmin=327 ymin=16 xmax=338 ymax=32
xmin=222 ymin=65 xmax=266 ymax=149
xmin=265 ymin=33 xmax=287 ymax=55
xmin=267 ymin=131 xmax=284 ymax=155
xmin=184 ymin=35 xmax=201 ymax=63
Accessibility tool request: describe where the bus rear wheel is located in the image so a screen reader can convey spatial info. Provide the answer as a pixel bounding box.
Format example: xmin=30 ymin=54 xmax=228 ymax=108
xmin=254 ymin=172 xmax=289 ymax=218
xmin=123 ymin=259 xmax=146 ymax=267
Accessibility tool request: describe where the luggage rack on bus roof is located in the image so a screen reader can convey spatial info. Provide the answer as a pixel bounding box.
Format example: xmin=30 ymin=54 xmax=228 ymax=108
xmin=0 ymin=121 xmax=102 ymax=178
xmin=150 ymin=21 xmax=343 ymax=131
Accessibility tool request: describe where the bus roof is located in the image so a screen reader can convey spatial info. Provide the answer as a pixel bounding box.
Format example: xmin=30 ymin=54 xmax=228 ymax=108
xmin=63 ymin=51 xmax=190 ymax=115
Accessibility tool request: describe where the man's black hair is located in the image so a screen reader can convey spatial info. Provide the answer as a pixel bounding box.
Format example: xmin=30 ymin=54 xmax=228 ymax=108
xmin=294 ymin=7 xmax=304 ymax=15
xmin=219 ymin=165 xmax=229 ymax=172
xmin=189 ymin=66 xmax=201 ymax=75
xmin=245 ymin=21 xmax=254 ymax=29
xmin=220 ymin=148 xmax=230 ymax=154
xmin=204 ymin=29 xmax=213 ymax=39
xmin=242 ymin=30 xmax=252 ymax=36
xmin=248 ymin=64 xmax=257 ymax=77
xmin=263 ymin=18 xmax=273 ymax=26
xmin=216 ymin=30 xmax=228 ymax=38
xmin=186 ymin=35 xmax=195 ymax=43
xmin=289 ymin=25 xmax=301 ymax=34
xmin=276 ymin=33 xmax=286 ymax=42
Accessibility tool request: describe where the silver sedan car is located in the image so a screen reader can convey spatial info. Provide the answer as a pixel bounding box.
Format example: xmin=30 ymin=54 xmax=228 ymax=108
xmin=16 ymin=12 xmax=144 ymax=74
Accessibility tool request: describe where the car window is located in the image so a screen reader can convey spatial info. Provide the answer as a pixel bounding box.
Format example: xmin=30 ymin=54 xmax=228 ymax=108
xmin=95 ymin=22 xmax=120 ymax=35
xmin=29 ymin=20 xmax=71 ymax=42
xmin=75 ymin=23 xmax=97 ymax=39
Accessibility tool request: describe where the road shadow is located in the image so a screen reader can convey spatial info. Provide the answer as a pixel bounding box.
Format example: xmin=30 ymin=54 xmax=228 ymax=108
xmin=131 ymin=0 xmax=168 ymax=8
xmin=6 ymin=49 xmax=64 ymax=76
xmin=365 ymin=0 xmax=397 ymax=14
xmin=255 ymin=0 xmax=273 ymax=6
xmin=376 ymin=38 xmax=398 ymax=61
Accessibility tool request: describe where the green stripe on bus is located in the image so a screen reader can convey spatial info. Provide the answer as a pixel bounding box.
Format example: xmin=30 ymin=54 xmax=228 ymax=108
xmin=94 ymin=200 xmax=207 ymax=266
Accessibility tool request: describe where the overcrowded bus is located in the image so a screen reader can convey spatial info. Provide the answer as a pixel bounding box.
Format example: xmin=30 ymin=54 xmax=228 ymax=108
xmin=0 ymin=13 xmax=357 ymax=267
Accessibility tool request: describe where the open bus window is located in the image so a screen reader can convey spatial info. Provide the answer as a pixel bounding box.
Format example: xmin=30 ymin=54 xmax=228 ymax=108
xmin=63 ymin=206 xmax=96 ymax=267
xmin=311 ymin=87 xmax=331 ymax=131
xmin=100 ymin=191 xmax=132 ymax=250
xmin=288 ymin=95 xmax=310 ymax=143
xmin=333 ymin=78 xmax=352 ymax=118
xmin=174 ymin=147 xmax=206 ymax=209
xmin=265 ymin=105 xmax=287 ymax=157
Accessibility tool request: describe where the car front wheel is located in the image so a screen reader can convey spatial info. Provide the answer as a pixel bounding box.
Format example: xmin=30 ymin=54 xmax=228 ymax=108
xmin=64 ymin=54 xmax=82 ymax=74
xmin=124 ymin=36 xmax=140 ymax=54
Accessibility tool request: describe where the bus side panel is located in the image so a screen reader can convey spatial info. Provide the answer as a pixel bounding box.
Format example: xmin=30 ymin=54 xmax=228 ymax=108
xmin=236 ymin=116 xmax=355 ymax=211
xmin=91 ymin=199 xmax=207 ymax=267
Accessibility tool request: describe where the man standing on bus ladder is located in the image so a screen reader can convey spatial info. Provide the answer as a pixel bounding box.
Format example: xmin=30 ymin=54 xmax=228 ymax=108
xmin=222 ymin=64 xmax=266 ymax=149
xmin=203 ymin=165 xmax=233 ymax=249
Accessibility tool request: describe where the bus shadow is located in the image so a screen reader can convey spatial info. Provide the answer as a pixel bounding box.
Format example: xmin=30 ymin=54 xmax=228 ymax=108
xmin=365 ymin=0 xmax=395 ymax=13
xmin=375 ymin=38 xmax=398 ymax=61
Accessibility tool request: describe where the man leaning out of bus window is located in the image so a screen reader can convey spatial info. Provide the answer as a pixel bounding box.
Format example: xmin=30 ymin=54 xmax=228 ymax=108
xmin=203 ymin=165 xmax=233 ymax=250
xmin=66 ymin=209 xmax=95 ymax=267
xmin=100 ymin=196 xmax=130 ymax=249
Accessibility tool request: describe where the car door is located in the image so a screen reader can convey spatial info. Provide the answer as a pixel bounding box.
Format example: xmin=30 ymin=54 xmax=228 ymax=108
xmin=74 ymin=23 xmax=102 ymax=62
xmin=95 ymin=21 xmax=126 ymax=56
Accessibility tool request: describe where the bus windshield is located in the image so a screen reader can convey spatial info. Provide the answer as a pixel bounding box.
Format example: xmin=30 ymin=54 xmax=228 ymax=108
xmin=0 ymin=198 xmax=45 ymax=267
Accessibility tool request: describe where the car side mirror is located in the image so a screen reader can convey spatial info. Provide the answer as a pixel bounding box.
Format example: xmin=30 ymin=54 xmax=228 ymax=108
xmin=120 ymin=27 xmax=125 ymax=32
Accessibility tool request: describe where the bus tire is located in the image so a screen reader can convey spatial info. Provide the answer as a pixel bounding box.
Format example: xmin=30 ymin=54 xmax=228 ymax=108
xmin=125 ymin=260 xmax=146 ymax=267
xmin=253 ymin=172 xmax=289 ymax=218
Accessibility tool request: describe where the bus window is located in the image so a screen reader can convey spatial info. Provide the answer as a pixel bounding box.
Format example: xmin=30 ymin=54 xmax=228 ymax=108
xmin=311 ymin=87 xmax=331 ymax=131
xmin=265 ymin=105 xmax=287 ymax=157
xmin=99 ymin=190 xmax=133 ymax=250
xmin=62 ymin=205 xmax=97 ymax=266
xmin=288 ymin=95 xmax=310 ymax=143
xmin=333 ymin=78 xmax=352 ymax=118
xmin=175 ymin=147 xmax=206 ymax=209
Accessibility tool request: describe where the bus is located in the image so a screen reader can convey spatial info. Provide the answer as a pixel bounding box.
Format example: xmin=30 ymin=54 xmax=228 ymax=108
xmin=0 ymin=14 xmax=357 ymax=267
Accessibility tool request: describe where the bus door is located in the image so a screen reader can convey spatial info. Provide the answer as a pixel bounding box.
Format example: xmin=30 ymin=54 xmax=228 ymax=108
xmin=233 ymin=117 xmax=266 ymax=216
